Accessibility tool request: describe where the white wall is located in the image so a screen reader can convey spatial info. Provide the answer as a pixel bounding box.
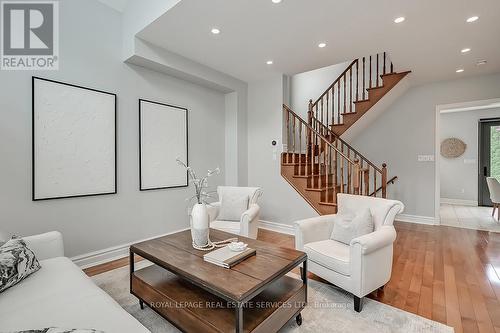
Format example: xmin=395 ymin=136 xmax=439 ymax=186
xmin=439 ymin=108 xmax=500 ymax=202
xmin=0 ymin=0 xmax=226 ymax=257
xmin=247 ymin=75 xmax=317 ymax=225
xmin=350 ymin=73 xmax=500 ymax=218
xmin=290 ymin=61 xmax=349 ymax=116
xmin=128 ymin=39 xmax=248 ymax=187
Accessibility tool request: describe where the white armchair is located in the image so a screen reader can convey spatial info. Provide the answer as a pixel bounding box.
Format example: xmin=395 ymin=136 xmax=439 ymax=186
xmin=208 ymin=186 xmax=262 ymax=239
xmin=486 ymin=177 xmax=500 ymax=221
xmin=295 ymin=193 xmax=404 ymax=312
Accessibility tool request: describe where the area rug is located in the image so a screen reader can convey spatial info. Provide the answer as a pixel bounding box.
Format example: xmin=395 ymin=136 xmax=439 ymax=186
xmin=91 ymin=261 xmax=454 ymax=333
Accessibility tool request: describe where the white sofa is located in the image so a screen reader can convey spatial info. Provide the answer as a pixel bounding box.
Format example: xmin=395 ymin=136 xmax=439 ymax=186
xmin=0 ymin=232 xmax=150 ymax=333
xmin=208 ymin=186 xmax=262 ymax=239
xmin=295 ymin=194 xmax=404 ymax=312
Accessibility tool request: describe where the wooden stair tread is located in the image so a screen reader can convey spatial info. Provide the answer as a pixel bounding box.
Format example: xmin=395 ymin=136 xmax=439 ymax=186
xmin=305 ymin=186 xmax=339 ymax=192
xmin=319 ymin=201 xmax=337 ymax=207
xmin=353 ymin=98 xmax=370 ymax=104
xmin=366 ymin=85 xmax=385 ymax=91
xmin=292 ymin=175 xmax=309 ymax=178
xmin=293 ymin=173 xmax=334 ymax=178
xmin=380 ymin=70 xmax=411 ymax=77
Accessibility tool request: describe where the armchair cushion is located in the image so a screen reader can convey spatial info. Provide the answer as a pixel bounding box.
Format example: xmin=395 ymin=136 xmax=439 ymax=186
xmin=337 ymin=194 xmax=404 ymax=229
xmin=210 ymin=220 xmax=240 ymax=235
xmin=217 ymin=186 xmax=262 ymax=206
xmin=294 ymin=215 xmax=336 ymax=250
xmin=330 ymin=208 xmax=373 ymax=245
xmin=218 ymin=194 xmax=249 ymax=221
xmin=304 ymin=239 xmax=350 ymax=276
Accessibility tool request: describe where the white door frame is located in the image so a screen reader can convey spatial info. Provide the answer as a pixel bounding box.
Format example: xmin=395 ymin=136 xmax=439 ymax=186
xmin=434 ymin=97 xmax=500 ymax=223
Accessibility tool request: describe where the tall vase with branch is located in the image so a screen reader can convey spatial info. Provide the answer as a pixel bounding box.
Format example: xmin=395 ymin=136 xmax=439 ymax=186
xmin=177 ymin=158 xmax=220 ymax=208
xmin=177 ymin=159 xmax=235 ymax=250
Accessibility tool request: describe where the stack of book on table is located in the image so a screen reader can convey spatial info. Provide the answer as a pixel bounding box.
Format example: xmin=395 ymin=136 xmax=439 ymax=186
xmin=203 ymin=246 xmax=256 ymax=268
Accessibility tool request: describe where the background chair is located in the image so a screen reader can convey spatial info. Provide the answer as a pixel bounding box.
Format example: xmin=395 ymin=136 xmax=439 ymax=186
xmin=208 ymin=186 xmax=262 ymax=239
xmin=294 ymin=193 xmax=404 ymax=312
xmin=486 ymin=177 xmax=500 ymax=221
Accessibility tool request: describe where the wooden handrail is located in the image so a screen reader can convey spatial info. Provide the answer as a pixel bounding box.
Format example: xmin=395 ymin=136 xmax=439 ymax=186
xmin=312 ymin=52 xmax=393 ymax=128
xmin=282 ymin=52 xmax=396 ymax=204
xmin=313 ymin=59 xmax=358 ymax=107
xmin=283 ymin=104 xmax=355 ymax=164
xmin=369 ymin=176 xmax=398 ymax=197
xmin=310 ymin=116 xmax=383 ymax=174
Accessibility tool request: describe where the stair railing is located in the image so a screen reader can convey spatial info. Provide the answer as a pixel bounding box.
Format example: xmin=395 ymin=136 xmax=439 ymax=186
xmin=310 ymin=52 xmax=394 ymax=129
xmin=309 ymin=116 xmax=388 ymax=198
xmin=369 ymin=176 xmax=398 ymax=197
xmin=284 ymin=104 xmax=365 ymax=203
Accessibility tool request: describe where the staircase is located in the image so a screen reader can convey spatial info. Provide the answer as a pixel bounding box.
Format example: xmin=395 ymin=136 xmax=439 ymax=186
xmin=281 ymin=52 xmax=408 ymax=214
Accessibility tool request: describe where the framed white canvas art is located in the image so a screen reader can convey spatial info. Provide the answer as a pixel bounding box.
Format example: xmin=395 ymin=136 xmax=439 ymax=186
xmin=32 ymin=77 xmax=117 ymax=201
xmin=139 ymin=99 xmax=188 ymax=191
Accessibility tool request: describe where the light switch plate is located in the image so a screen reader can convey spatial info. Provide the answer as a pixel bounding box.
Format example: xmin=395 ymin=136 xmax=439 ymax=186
xmin=418 ymin=155 xmax=435 ymax=162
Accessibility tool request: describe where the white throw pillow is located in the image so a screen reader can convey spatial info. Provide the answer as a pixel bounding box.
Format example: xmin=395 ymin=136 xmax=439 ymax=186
xmin=217 ymin=195 xmax=249 ymax=221
xmin=330 ymin=208 xmax=374 ymax=245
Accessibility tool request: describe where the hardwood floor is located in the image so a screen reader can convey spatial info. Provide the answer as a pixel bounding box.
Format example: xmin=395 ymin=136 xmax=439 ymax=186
xmin=84 ymin=221 xmax=500 ymax=333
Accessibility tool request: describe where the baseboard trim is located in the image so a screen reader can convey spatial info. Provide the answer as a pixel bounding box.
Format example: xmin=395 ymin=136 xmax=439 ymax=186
xmin=75 ymin=216 xmax=440 ymax=269
xmin=440 ymin=198 xmax=478 ymax=206
xmin=259 ymin=220 xmax=295 ymax=235
xmin=396 ymin=214 xmax=438 ymax=225
xmin=260 ymin=215 xmax=439 ymax=234
xmin=71 ymin=227 xmax=190 ymax=269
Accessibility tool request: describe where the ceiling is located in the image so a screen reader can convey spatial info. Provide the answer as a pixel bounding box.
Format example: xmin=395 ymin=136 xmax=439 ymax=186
xmin=137 ymin=0 xmax=500 ymax=84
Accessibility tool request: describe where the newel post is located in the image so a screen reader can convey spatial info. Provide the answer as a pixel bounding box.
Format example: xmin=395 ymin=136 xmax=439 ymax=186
xmin=353 ymin=159 xmax=360 ymax=195
xmin=382 ymin=163 xmax=388 ymax=198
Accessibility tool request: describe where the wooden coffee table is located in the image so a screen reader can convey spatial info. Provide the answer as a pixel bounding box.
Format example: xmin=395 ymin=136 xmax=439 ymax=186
xmin=129 ymin=228 xmax=307 ymax=333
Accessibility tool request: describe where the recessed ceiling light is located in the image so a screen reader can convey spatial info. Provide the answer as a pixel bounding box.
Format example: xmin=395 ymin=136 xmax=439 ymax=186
xmin=466 ymin=16 xmax=479 ymax=23
xmin=272 ymin=0 xmax=282 ymax=3
xmin=211 ymin=28 xmax=220 ymax=34
xmin=461 ymin=48 xmax=471 ymax=53
xmin=266 ymin=60 xmax=273 ymax=65
xmin=477 ymin=60 xmax=487 ymax=66
xmin=456 ymin=68 xmax=464 ymax=73
xmin=394 ymin=17 xmax=405 ymax=23
xmin=318 ymin=42 xmax=327 ymax=48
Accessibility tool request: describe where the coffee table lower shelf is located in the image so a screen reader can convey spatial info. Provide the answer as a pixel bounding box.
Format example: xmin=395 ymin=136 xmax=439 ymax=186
xmin=131 ymin=265 xmax=306 ymax=333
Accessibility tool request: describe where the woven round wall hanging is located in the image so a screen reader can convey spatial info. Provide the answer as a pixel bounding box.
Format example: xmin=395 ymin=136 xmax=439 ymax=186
xmin=440 ymin=138 xmax=467 ymax=158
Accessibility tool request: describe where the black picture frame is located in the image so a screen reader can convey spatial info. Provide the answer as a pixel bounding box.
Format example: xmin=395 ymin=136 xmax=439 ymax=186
xmin=139 ymin=99 xmax=189 ymax=191
xmin=32 ymin=76 xmax=117 ymax=201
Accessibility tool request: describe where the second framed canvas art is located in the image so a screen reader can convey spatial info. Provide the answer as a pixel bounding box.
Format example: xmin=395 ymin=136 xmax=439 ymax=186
xmin=139 ymin=99 xmax=188 ymax=191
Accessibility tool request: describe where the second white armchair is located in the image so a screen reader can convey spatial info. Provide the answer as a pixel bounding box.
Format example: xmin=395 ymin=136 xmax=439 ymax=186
xmin=295 ymin=193 xmax=404 ymax=312
xmin=208 ymin=186 xmax=262 ymax=239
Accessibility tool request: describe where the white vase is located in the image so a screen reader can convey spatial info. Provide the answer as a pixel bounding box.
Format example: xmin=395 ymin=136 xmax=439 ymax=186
xmin=190 ymin=203 xmax=209 ymax=247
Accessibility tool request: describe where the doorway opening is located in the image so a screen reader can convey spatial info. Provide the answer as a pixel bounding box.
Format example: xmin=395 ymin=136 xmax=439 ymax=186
xmin=435 ymin=98 xmax=500 ymax=232
xmin=478 ymin=119 xmax=500 ymax=207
